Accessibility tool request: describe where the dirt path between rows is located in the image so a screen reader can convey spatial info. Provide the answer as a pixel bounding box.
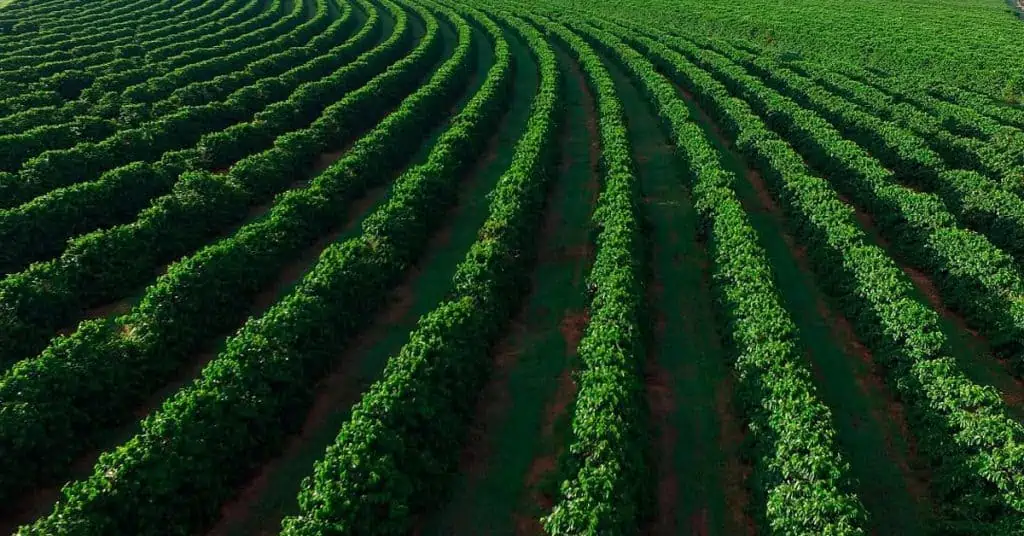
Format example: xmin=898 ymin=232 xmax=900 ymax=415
xmin=645 ymin=309 xmax=680 ymax=535
xmin=206 ymin=195 xmax=412 ymax=536
xmin=516 ymin=319 xmax=583 ymax=536
xmin=714 ymin=375 xmax=751 ymax=536
xmin=444 ymin=182 xmax=560 ymax=534
xmin=675 ymin=86 xmax=759 ymax=536
xmin=510 ymin=50 xmax=599 ymax=536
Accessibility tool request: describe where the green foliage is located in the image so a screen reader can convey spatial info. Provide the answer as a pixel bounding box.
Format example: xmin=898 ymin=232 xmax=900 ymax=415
xmin=4 ymin=0 xmax=1024 ymax=534
xmin=0 ymin=0 xmax=457 ymax=511
xmin=550 ymin=0 xmax=1024 ymax=97
xmin=280 ymin=7 xmax=559 ymax=533
xmin=575 ymin=18 xmax=867 ymax=536
xmin=659 ymin=31 xmax=1024 ymax=381
xmin=533 ymin=18 xmax=650 ymax=535
xmin=0 ymin=0 xmax=266 ymax=92
xmin=0 ymin=0 xmax=385 ymax=369
xmin=10 ymin=4 xmax=500 ymax=534
xmin=1002 ymin=73 xmax=1024 ymax=106
xmin=0 ymin=0 xmax=344 ymax=209
xmin=616 ymin=20 xmax=1024 ymax=534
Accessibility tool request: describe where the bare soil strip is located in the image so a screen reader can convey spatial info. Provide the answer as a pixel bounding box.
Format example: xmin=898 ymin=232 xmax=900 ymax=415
xmin=744 ymin=163 xmax=934 ymax=533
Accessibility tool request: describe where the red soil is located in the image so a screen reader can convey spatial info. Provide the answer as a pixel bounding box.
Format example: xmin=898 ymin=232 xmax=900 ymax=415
xmin=557 ymin=309 xmax=589 ymax=356
xmin=665 ymin=83 xmax=758 ymax=535
xmin=716 ymin=376 xmax=755 ymax=536
xmin=448 ymin=95 xmax=587 ymax=521
xmin=519 ymin=366 xmax=576 ymax=536
xmin=646 ymin=361 xmax=679 ymax=535
xmin=208 ymin=273 xmax=415 ymax=536
xmin=519 ymin=283 xmax=586 ymax=532
xmin=821 ymin=300 xmax=931 ymax=501
xmin=82 ymin=298 xmax=132 ymax=321
xmin=513 ymin=55 xmax=598 ymax=533
xmin=644 ymin=238 xmax=679 ymax=535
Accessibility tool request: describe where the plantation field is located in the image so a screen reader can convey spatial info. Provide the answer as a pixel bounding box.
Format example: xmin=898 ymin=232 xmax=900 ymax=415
xmin=0 ymin=0 xmax=1022 ymax=534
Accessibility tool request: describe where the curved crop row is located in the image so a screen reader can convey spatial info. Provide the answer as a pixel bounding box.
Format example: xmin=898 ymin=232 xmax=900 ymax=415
xmin=138 ymin=0 xmax=287 ymax=65
xmin=0 ymin=0 xmax=327 ymax=170
xmin=11 ymin=6 xmax=486 ymax=534
xmin=617 ymin=23 xmax=1024 ymax=534
xmin=0 ymin=0 xmax=216 ymax=71
xmin=92 ymin=0 xmax=287 ymax=85
xmin=8 ymin=0 xmax=127 ymax=19
xmin=0 ymin=0 xmax=404 ymax=375
xmin=0 ymin=0 xmax=203 ymax=72
xmin=280 ymin=6 xmax=558 ymax=534
xmin=0 ymin=0 xmax=379 ymax=354
xmin=780 ymin=58 xmax=1024 ymax=198
xmin=0 ymin=0 xmax=455 ymax=509
xmin=0 ymin=0 xmax=184 ymax=48
xmin=0 ymin=0 xmax=371 ymax=269
xmin=0 ymin=99 xmax=122 ymax=134
xmin=125 ymin=0 xmax=284 ymax=65
xmin=0 ymin=116 xmax=116 ymax=172
xmin=0 ymin=0 xmax=192 ymax=55
xmin=928 ymin=83 xmax=1024 ymax=132
xmin=0 ymin=8 xmax=310 ymax=196
xmin=0 ymin=0 xmax=361 ymax=277
xmin=119 ymin=0 xmax=331 ymax=106
xmin=656 ymin=32 xmax=1024 ymax=376
xmin=0 ymin=0 xmax=377 ymax=210
xmin=649 ymin=33 xmax=1024 ymax=199
xmin=0 ymin=0 xmax=262 ymax=94
xmin=12 ymin=0 xmax=203 ymax=39
xmin=117 ymin=0 xmax=317 ymax=103
xmin=0 ymin=105 xmax=83 ymax=135
xmin=0 ymin=89 xmax=65 ymax=117
xmin=824 ymin=70 xmax=1024 ymax=193
xmin=30 ymin=0 xmax=267 ymax=111
xmin=701 ymin=45 xmax=1024 ymax=269
xmin=77 ymin=0 xmax=256 ymax=74
xmin=0 ymin=0 xmax=339 ymax=209
xmin=152 ymin=0 xmax=359 ymax=111
xmin=6 ymin=0 xmax=285 ymax=104
xmin=565 ymin=18 xmax=867 ymax=535
xmin=841 ymin=67 xmax=1024 ymax=164
xmin=531 ymin=18 xmax=650 ymax=534
xmin=72 ymin=0 xmax=325 ymax=123
xmin=0 ymin=0 xmax=235 ymax=86
xmin=18 ymin=0 xmax=273 ymax=105
xmin=0 ymin=0 xmax=90 ymax=22
xmin=78 ymin=0 xmax=293 ymax=116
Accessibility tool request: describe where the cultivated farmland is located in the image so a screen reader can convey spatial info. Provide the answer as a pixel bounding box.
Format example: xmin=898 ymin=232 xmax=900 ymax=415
xmin=0 ymin=0 xmax=1022 ymax=534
